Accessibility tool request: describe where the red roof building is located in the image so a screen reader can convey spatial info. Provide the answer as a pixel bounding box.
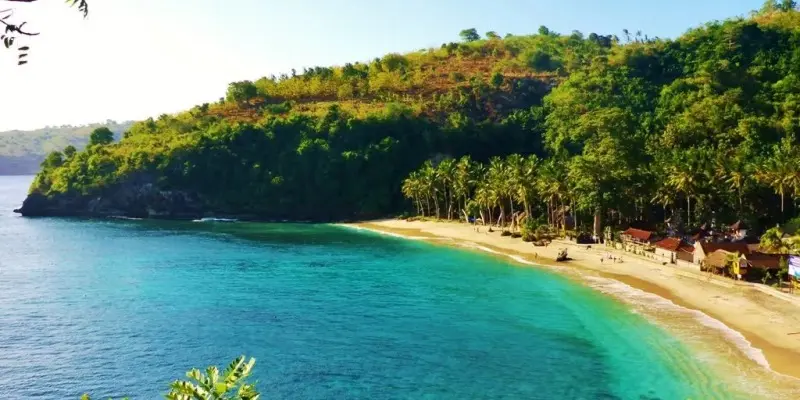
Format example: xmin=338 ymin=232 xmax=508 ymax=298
xmin=621 ymin=228 xmax=653 ymax=243
xmin=653 ymin=237 xmax=695 ymax=264
xmin=653 ymin=237 xmax=684 ymax=252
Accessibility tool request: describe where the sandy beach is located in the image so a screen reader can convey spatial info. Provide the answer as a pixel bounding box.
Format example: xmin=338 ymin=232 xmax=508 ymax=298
xmin=347 ymin=219 xmax=800 ymax=388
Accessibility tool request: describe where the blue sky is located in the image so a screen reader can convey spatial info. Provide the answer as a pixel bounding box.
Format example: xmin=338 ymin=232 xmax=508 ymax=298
xmin=0 ymin=0 xmax=764 ymax=131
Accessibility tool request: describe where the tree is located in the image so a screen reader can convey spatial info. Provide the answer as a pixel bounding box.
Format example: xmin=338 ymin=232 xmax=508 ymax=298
xmin=89 ymin=127 xmax=114 ymax=146
xmin=780 ymin=0 xmax=798 ymax=11
xmin=760 ymin=227 xmax=788 ymax=254
xmin=665 ymin=153 xmax=706 ymax=228
xmin=714 ymin=151 xmax=751 ymax=213
xmin=528 ymin=51 xmax=557 ymax=71
xmin=226 ymin=81 xmax=258 ymax=103
xmin=756 ymin=138 xmax=800 ymax=219
xmin=453 ymin=156 xmax=475 ymax=218
xmin=485 ymin=31 xmax=500 ymax=40
xmin=63 ymin=145 xmax=77 ymax=159
xmin=82 ymin=356 xmax=259 ymax=400
xmin=1 ymin=0 xmax=88 ymax=65
xmin=490 ymin=71 xmax=503 ymax=87
xmin=538 ymin=25 xmax=550 ymax=36
xmin=41 ymin=151 xmax=63 ymax=169
xmin=459 ymin=28 xmax=480 ymax=42
xmin=167 ymin=356 xmax=259 ymax=400
xmin=436 ymin=158 xmax=456 ymax=219
xmin=402 ymin=172 xmax=423 ymax=216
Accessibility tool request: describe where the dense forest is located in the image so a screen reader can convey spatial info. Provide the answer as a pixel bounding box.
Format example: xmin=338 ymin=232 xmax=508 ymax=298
xmin=22 ymin=4 xmax=800 ymax=233
xmin=0 ymin=121 xmax=132 ymax=174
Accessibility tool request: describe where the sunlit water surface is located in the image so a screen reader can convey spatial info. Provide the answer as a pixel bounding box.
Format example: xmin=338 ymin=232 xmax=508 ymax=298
xmin=0 ymin=176 xmax=758 ymax=399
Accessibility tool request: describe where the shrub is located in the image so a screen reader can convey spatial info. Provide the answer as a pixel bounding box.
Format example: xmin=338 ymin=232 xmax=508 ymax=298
xmin=382 ymin=53 xmax=410 ymax=73
xmin=501 ymin=230 xmax=512 ymax=237
xmin=449 ymin=71 xmax=466 ymax=82
xmin=527 ymin=50 xmax=562 ymax=72
xmin=490 ymin=71 xmax=504 ymax=87
xmin=783 ymin=216 xmax=800 ymax=235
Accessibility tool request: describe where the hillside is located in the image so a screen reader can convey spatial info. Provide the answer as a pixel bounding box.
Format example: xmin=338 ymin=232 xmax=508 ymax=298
xmin=0 ymin=121 xmax=133 ymax=175
xmin=17 ymin=8 xmax=800 ymax=228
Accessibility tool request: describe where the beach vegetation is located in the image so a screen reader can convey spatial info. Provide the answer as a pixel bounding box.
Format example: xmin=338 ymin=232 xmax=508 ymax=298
xmin=24 ymin=7 xmax=800 ymax=232
xmin=81 ymin=356 xmax=259 ymax=400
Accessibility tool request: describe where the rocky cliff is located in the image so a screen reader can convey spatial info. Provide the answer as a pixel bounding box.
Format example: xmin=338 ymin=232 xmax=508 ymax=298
xmin=14 ymin=177 xmax=205 ymax=219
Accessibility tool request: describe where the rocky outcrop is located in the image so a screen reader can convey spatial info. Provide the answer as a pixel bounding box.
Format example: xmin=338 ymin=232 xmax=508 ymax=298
xmin=14 ymin=177 xmax=205 ymax=219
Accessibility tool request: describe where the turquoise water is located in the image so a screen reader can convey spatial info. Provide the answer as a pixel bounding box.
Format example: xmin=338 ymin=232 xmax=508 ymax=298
xmin=0 ymin=176 xmax=736 ymax=399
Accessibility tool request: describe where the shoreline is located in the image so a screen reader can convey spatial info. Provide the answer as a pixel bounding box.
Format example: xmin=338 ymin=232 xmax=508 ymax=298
xmin=343 ymin=219 xmax=800 ymax=385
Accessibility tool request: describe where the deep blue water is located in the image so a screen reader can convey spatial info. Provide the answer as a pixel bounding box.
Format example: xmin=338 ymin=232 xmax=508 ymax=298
xmin=0 ymin=176 xmax=735 ymax=399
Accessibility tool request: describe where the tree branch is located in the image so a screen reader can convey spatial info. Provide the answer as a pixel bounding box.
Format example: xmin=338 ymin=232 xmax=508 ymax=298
xmin=0 ymin=0 xmax=88 ymax=64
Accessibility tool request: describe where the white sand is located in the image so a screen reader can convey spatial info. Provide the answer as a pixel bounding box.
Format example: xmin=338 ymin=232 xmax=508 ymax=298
xmin=348 ymin=219 xmax=800 ymax=383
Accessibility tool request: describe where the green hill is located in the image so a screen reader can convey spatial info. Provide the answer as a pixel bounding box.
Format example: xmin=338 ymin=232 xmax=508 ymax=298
xmin=18 ymin=9 xmax=800 ymax=229
xmin=0 ymin=121 xmax=133 ymax=175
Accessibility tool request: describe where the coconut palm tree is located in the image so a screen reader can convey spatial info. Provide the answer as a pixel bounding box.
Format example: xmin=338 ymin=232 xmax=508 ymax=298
xmin=401 ymin=172 xmax=423 ymax=216
xmin=436 ymin=158 xmax=457 ymax=219
xmin=420 ymin=162 xmax=439 ymax=218
xmin=453 ymin=156 xmax=476 ymax=217
xmin=487 ymin=157 xmax=509 ymax=226
xmin=475 ymin=183 xmax=498 ymax=226
xmin=536 ymin=160 xmax=567 ymax=229
xmin=714 ymin=151 xmax=750 ymax=213
xmin=515 ymin=155 xmax=539 ymax=218
xmin=756 ymin=137 xmax=800 ymax=219
xmin=504 ymin=154 xmax=525 ymax=222
xmin=665 ymin=151 xmax=707 ymax=228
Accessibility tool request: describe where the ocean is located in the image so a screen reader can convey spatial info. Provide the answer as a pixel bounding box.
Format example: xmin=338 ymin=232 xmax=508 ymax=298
xmin=0 ymin=175 xmax=758 ymax=399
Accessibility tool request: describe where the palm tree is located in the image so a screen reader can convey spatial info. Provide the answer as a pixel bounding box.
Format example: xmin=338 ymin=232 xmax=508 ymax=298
xmin=760 ymin=227 xmax=788 ymax=254
xmin=715 ymin=152 xmax=750 ymax=213
xmin=401 ymin=172 xmax=423 ymax=216
xmin=487 ymin=157 xmax=508 ymax=226
xmin=651 ymin=183 xmax=675 ymax=222
xmin=166 ymin=356 xmax=259 ymax=400
xmin=665 ymin=151 xmax=707 ymax=228
xmin=536 ymin=160 xmax=568 ymax=230
xmin=756 ymin=137 xmax=800 ymax=219
xmin=504 ymin=154 xmax=525 ymax=224
xmin=475 ymin=182 xmax=498 ymax=226
xmin=453 ymin=156 xmax=475 ymax=217
xmin=515 ymin=155 xmax=539 ymax=218
xmin=82 ymin=356 xmax=260 ymax=400
xmin=420 ymin=162 xmax=439 ymax=218
xmin=436 ymin=158 xmax=457 ymax=220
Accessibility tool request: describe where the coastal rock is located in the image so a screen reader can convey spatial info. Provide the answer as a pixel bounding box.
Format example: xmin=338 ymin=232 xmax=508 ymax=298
xmin=14 ymin=177 xmax=205 ymax=219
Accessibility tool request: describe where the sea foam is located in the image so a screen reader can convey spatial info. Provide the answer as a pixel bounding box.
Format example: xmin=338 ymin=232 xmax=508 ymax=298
xmin=584 ymin=275 xmax=772 ymax=370
xmin=460 ymin=240 xmax=779 ymax=377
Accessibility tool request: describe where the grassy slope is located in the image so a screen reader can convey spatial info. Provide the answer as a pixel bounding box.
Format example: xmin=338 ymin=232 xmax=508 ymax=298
xmin=203 ymin=34 xmax=585 ymax=123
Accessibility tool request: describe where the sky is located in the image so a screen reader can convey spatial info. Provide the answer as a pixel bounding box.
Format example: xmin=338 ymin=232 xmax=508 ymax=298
xmin=0 ymin=0 xmax=766 ymax=131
